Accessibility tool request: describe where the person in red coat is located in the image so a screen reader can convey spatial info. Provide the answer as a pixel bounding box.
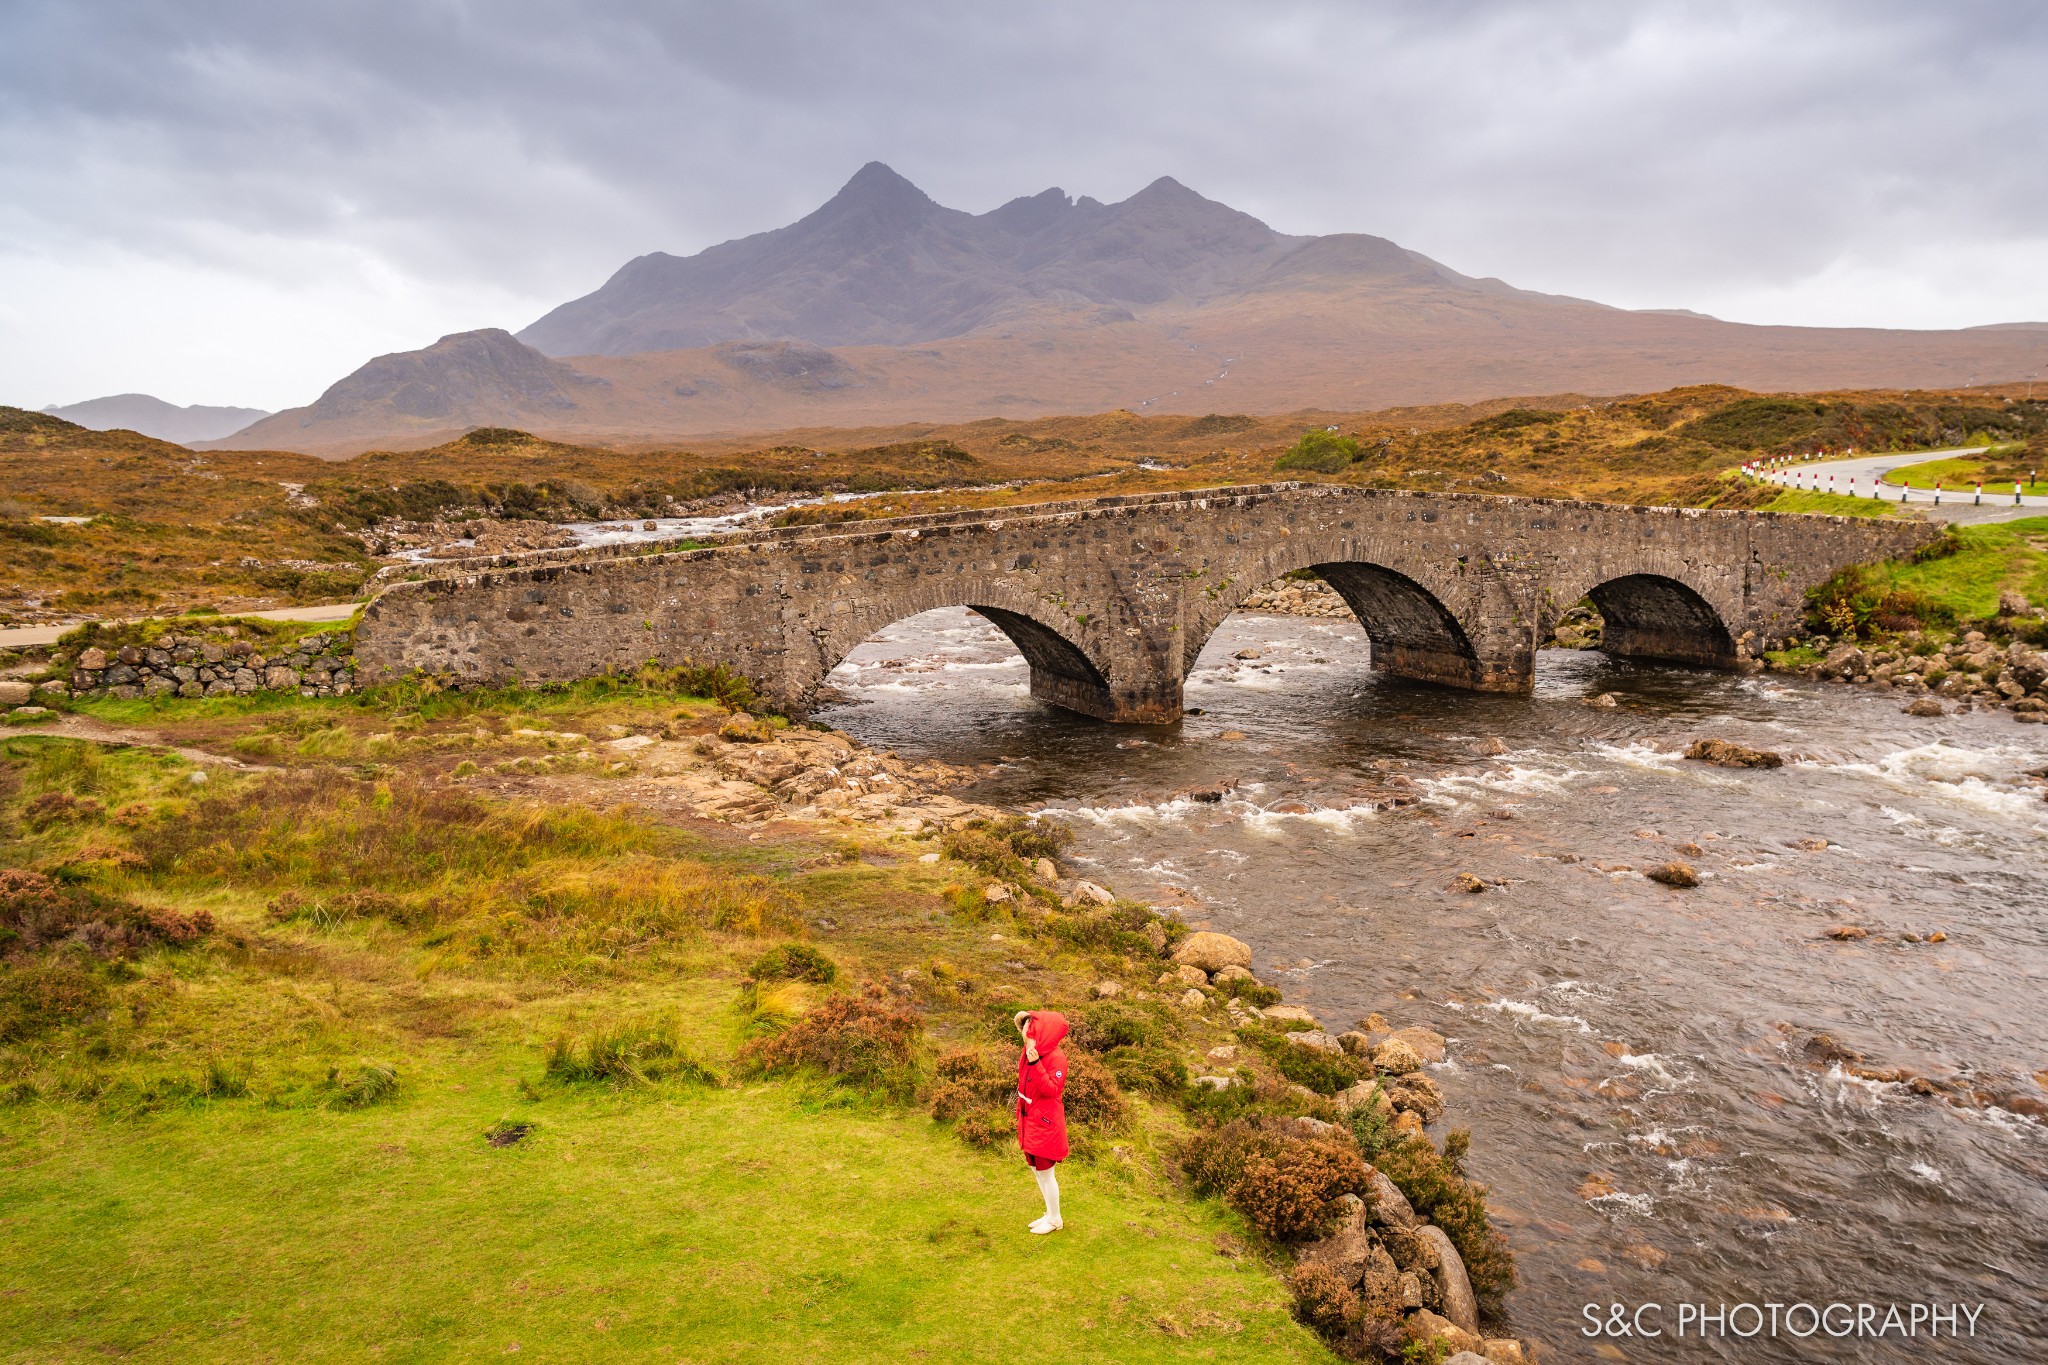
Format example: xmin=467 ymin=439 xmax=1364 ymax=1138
xmin=1014 ymin=1009 xmax=1069 ymax=1234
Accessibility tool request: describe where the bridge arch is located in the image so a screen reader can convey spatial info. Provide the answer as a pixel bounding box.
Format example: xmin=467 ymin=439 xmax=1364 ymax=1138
xmin=811 ymin=580 xmax=1119 ymax=721
xmin=1189 ymin=546 xmax=1500 ymax=692
xmin=1547 ymin=568 xmax=1740 ymax=669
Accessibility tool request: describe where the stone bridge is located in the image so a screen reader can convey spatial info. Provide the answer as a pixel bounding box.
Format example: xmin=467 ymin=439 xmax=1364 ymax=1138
xmin=354 ymin=483 xmax=1938 ymax=723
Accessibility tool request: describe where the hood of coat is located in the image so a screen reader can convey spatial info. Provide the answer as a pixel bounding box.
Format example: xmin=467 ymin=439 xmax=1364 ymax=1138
xmin=1024 ymin=1010 xmax=1069 ymax=1056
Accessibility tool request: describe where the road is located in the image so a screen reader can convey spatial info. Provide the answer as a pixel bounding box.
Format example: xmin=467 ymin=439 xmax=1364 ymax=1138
xmin=1753 ymin=447 xmax=2047 ymax=524
xmin=0 ymin=601 xmax=361 ymax=650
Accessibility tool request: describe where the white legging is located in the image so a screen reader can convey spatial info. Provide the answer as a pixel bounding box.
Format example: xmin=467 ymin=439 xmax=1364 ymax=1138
xmin=1032 ymin=1164 xmax=1061 ymax=1223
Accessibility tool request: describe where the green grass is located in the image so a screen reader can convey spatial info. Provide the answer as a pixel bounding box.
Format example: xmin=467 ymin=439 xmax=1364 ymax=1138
xmin=0 ymin=1060 xmax=1316 ymax=1363
xmin=1759 ymin=488 xmax=1904 ymax=518
xmin=1882 ymin=454 xmax=2048 ymax=495
xmin=1860 ymin=516 xmax=2048 ymax=619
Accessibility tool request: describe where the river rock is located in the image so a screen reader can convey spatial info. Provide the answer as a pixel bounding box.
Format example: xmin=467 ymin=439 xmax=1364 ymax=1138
xmin=1338 ymin=1030 xmax=1373 ymax=1056
xmin=1684 ymin=738 xmax=1784 ymax=768
xmin=1172 ymin=931 xmax=1252 ymax=973
xmin=1212 ymin=963 xmax=1255 ymax=984
xmin=1387 ymin=1027 xmax=1447 ymax=1063
xmin=1904 ymin=697 xmax=1946 ymax=717
xmin=1388 ymin=1073 xmax=1446 ymax=1123
xmin=1166 ymin=963 xmax=1209 ymax=988
xmin=1373 ymin=1038 xmax=1424 ymax=1075
xmin=0 ymin=681 xmax=31 ymax=705
xmin=1647 ymin=861 xmax=1699 ymax=888
xmin=1032 ymin=857 xmax=1058 ymax=883
xmin=1453 ymin=872 xmax=1487 ymax=893
xmin=1262 ymin=1003 xmax=1320 ymax=1026
xmin=1482 ymin=1343 xmax=1531 ymax=1365
xmin=1417 ymin=1224 xmax=1481 ymax=1334
xmin=1071 ymin=879 xmax=1116 ymax=906
xmin=1178 ymin=987 xmax=1207 ymax=1010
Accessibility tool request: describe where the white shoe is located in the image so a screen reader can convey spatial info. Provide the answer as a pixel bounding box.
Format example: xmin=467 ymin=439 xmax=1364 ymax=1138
xmin=1029 ymin=1217 xmax=1062 ymax=1235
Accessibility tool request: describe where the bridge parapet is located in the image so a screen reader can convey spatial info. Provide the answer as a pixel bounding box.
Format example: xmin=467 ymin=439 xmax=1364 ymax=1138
xmin=355 ymin=484 xmax=1940 ymax=723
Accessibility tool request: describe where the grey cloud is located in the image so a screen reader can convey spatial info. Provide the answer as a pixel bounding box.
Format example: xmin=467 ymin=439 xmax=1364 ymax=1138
xmin=3 ymin=1 xmax=2046 ymax=404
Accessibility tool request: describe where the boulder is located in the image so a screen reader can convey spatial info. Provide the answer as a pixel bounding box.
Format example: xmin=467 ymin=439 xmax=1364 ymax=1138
xmin=1684 ymin=738 xmax=1783 ymax=769
xmin=2008 ymin=649 xmax=2048 ymax=692
xmin=1417 ymin=1225 xmax=1480 ymax=1335
xmin=1090 ymin=980 xmax=1121 ymax=999
xmin=1388 ymin=1073 xmax=1446 ymax=1123
xmin=0 ymin=681 xmax=31 ymax=705
xmin=1213 ymin=963 xmax=1255 ymax=984
xmin=1821 ymin=644 xmax=1867 ymax=679
xmin=1364 ymin=1167 xmax=1417 ymax=1228
xmin=1071 ymin=880 xmax=1116 ymax=906
xmin=1999 ymin=591 xmax=2032 ymax=616
xmin=1452 ymin=872 xmax=1487 ymax=893
xmin=1373 ymin=1038 xmax=1424 ymax=1075
xmin=984 ymin=884 xmax=1013 ymax=904
xmin=1408 ymin=1309 xmax=1482 ymax=1357
xmin=1338 ymin=1030 xmax=1373 ymax=1056
xmin=1904 ymin=697 xmax=1946 ymax=717
xmin=1032 ymin=857 xmax=1058 ymax=883
xmin=1482 ymin=1343 xmax=1531 ymax=1365
xmin=78 ymin=647 xmax=107 ymax=670
xmin=1387 ymin=1027 xmax=1447 ymax=1063
xmin=1286 ymin=1029 xmax=1344 ymax=1054
xmin=1296 ymin=1198 xmax=1378 ymax=1282
xmin=1168 ymin=964 xmax=1209 ymax=988
xmin=1262 ymin=1004 xmax=1320 ymax=1026
xmin=1172 ymin=931 xmax=1252 ymax=973
xmin=1337 ymin=1080 xmax=1394 ymax=1118
xmin=1178 ymin=987 xmax=1207 ymax=1010
xmin=1445 ymin=1355 xmax=1491 ymax=1365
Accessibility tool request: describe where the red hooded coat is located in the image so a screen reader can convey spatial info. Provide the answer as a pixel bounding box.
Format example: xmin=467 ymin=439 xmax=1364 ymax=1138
xmin=1016 ymin=1010 xmax=1070 ymax=1163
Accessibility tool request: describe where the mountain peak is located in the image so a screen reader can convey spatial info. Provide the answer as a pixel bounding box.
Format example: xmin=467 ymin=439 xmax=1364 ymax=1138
xmin=824 ymin=161 xmax=934 ymax=211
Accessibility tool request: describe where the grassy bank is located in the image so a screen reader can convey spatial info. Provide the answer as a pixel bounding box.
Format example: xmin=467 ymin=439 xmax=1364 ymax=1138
xmin=1881 ymin=451 xmax=2048 ymax=495
xmin=0 ymin=669 xmax=1527 ymax=1362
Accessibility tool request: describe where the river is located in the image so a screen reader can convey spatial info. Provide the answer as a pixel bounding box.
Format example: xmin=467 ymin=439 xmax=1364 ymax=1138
xmin=815 ymin=605 xmax=2048 ymax=1363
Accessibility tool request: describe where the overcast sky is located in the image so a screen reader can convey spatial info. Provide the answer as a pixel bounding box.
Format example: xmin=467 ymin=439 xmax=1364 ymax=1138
xmin=4 ymin=0 xmax=2045 ymax=411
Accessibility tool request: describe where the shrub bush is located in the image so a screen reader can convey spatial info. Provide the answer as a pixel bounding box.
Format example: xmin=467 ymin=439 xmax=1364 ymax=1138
xmin=1242 ymin=1024 xmax=1367 ymax=1094
xmin=1061 ymin=1050 xmax=1126 ymax=1129
xmin=1182 ymin=1116 xmax=1371 ymax=1241
xmin=1104 ymin=1044 xmax=1188 ymax=1097
xmin=0 ymin=867 xmax=214 ymax=960
xmin=1376 ymin=1131 xmax=1517 ymax=1313
xmin=750 ymin=942 xmax=837 ymax=984
xmin=0 ymin=958 xmax=109 ymax=1042
xmin=737 ymin=984 xmax=921 ymax=1094
xmin=1276 ymin=430 xmax=1363 ymax=474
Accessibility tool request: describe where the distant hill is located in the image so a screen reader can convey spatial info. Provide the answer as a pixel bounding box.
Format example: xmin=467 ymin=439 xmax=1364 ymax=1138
xmin=41 ymin=393 xmax=268 ymax=444
xmin=206 ymin=164 xmax=2048 ymax=456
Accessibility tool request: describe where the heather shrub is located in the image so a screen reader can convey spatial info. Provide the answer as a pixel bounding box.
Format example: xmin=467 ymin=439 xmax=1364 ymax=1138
xmin=1182 ymin=1116 xmax=1370 ymax=1241
xmin=0 ymin=867 xmax=214 ymax=960
xmin=1288 ymin=1262 xmax=1361 ymax=1337
xmin=1060 ymin=1050 xmax=1126 ymax=1129
xmin=1103 ymin=1044 xmax=1187 ymax=1096
xmin=1242 ymin=1023 xmax=1367 ymax=1094
xmin=737 ymin=984 xmax=920 ymax=1094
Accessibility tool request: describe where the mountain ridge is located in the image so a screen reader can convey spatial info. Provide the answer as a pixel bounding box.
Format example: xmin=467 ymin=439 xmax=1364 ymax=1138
xmin=41 ymin=393 xmax=270 ymax=444
xmin=208 ymin=164 xmax=2048 ymax=456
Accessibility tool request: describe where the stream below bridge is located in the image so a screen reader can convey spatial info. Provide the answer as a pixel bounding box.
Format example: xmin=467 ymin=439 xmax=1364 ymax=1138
xmin=814 ymin=605 xmax=2048 ymax=1363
